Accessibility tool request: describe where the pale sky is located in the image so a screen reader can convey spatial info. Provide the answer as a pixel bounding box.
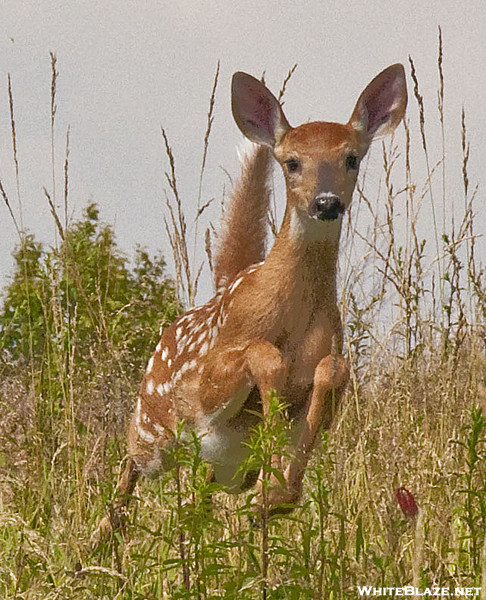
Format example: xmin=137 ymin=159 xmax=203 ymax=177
xmin=0 ymin=0 xmax=485 ymax=303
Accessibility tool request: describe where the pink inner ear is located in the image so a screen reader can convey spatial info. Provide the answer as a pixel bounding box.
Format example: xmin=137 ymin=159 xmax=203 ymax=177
xmin=366 ymin=78 xmax=399 ymax=134
xmin=240 ymin=84 xmax=275 ymax=138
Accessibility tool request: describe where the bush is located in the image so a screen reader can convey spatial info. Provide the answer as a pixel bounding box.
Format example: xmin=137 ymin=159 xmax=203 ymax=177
xmin=0 ymin=203 xmax=181 ymax=378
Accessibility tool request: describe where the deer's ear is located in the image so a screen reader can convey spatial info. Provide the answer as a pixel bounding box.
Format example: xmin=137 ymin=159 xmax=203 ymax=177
xmin=349 ymin=64 xmax=407 ymax=142
xmin=232 ymin=72 xmax=291 ymax=147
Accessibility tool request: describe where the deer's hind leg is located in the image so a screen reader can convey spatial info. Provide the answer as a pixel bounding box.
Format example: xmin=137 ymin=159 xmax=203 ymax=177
xmin=94 ymin=406 xmax=175 ymax=542
xmin=95 ymin=456 xmax=141 ymax=540
xmin=198 ymin=341 xmax=287 ymax=491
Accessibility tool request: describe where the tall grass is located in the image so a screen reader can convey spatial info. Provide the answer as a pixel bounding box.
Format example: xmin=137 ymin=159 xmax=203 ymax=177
xmin=1 ymin=36 xmax=485 ymax=599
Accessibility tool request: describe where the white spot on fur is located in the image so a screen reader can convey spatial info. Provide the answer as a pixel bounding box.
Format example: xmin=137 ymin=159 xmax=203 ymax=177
xmin=247 ymin=260 xmax=264 ymax=273
xmin=229 ymin=276 xmax=244 ymax=293
xmin=180 ymin=360 xmax=196 ymax=375
xmin=135 ymin=401 xmax=154 ymax=444
xmin=192 ymin=322 xmax=203 ymax=334
xmin=153 ymin=423 xmax=166 ymax=435
xmin=146 ymin=378 xmax=155 ymax=395
xmin=156 ymin=341 xmax=162 ymax=353
xmin=167 ymin=358 xmax=172 ymax=368
xmin=199 ymin=341 xmax=209 ymax=356
xmin=177 ymin=340 xmax=188 ymax=355
xmin=147 ymin=356 xmax=155 ymax=373
xmin=137 ymin=424 xmax=155 ymax=444
xmin=135 ymin=397 xmax=142 ymax=423
xmin=161 ymin=347 xmax=168 ymax=361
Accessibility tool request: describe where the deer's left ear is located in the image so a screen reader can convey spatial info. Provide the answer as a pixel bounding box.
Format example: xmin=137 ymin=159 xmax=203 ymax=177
xmin=349 ymin=64 xmax=407 ymax=142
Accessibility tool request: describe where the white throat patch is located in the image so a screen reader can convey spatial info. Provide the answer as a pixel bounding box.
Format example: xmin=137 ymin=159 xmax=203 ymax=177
xmin=289 ymin=207 xmax=343 ymax=243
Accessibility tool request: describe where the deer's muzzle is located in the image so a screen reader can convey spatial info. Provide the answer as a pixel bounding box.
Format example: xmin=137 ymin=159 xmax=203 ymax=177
xmin=309 ymin=193 xmax=345 ymax=221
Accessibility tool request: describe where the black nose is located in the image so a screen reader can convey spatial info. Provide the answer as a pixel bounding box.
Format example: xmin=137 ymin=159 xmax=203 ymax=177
xmin=309 ymin=193 xmax=345 ymax=221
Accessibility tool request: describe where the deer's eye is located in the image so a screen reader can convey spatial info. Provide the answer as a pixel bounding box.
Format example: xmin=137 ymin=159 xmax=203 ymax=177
xmin=285 ymin=158 xmax=300 ymax=173
xmin=346 ymin=155 xmax=359 ymax=171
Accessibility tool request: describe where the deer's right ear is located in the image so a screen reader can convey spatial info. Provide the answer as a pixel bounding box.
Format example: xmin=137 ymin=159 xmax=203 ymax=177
xmin=232 ymin=72 xmax=291 ymax=147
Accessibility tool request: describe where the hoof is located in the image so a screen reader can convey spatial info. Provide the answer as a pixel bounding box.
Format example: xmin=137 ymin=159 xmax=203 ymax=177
xmin=91 ymin=516 xmax=112 ymax=547
xmin=253 ymin=481 xmax=299 ymax=519
xmin=91 ymin=509 xmax=123 ymax=547
xmin=266 ymin=485 xmax=299 ymax=516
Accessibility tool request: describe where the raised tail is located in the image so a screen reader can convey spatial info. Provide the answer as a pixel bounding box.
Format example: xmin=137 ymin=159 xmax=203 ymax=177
xmin=213 ymin=144 xmax=272 ymax=289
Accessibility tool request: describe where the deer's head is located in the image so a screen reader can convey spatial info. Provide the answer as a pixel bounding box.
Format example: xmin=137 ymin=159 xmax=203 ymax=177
xmin=232 ymin=65 xmax=407 ymax=234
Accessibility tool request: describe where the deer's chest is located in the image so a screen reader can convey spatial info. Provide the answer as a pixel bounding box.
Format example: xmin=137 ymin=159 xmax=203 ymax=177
xmin=278 ymin=307 xmax=339 ymax=389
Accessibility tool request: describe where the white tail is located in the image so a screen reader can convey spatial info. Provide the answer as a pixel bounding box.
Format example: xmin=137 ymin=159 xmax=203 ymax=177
xmin=97 ymin=64 xmax=407 ymax=536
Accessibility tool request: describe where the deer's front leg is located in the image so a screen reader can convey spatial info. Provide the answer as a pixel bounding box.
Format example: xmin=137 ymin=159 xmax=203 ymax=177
xmin=245 ymin=341 xmax=287 ymax=476
xmin=270 ymin=353 xmax=349 ymax=512
xmin=244 ymin=340 xmax=287 ymax=408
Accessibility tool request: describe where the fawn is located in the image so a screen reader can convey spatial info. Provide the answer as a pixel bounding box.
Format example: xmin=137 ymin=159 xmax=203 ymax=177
xmin=98 ymin=63 xmax=407 ymax=536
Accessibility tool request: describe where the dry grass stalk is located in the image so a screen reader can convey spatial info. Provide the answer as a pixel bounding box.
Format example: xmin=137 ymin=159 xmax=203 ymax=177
xmin=50 ymin=52 xmax=58 ymax=212
xmin=163 ymin=62 xmax=221 ymax=307
xmin=277 ymin=63 xmax=297 ymax=103
xmin=7 ymin=73 xmax=22 ymax=230
xmin=437 ymin=26 xmax=446 ymax=236
xmin=64 ymin=126 xmax=70 ymax=231
xmin=409 ymin=55 xmax=443 ymax=301
xmin=161 ymin=126 xmax=194 ymax=305
xmin=197 ymin=61 xmax=220 ymax=206
xmin=0 ymin=178 xmax=20 ymax=237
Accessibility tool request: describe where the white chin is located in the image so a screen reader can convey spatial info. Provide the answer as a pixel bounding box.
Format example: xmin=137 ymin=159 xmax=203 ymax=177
xmin=291 ymin=209 xmax=343 ymax=242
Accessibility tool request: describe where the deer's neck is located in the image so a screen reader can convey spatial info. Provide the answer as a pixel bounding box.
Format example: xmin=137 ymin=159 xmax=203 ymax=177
xmin=264 ymin=206 xmax=342 ymax=309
